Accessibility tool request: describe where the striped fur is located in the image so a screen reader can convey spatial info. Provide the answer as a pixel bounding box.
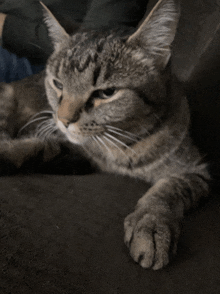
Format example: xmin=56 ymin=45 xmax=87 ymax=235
xmin=0 ymin=0 xmax=210 ymax=269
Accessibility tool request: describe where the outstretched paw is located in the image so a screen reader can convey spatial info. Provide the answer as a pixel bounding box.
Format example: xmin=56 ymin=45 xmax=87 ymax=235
xmin=124 ymin=210 xmax=180 ymax=270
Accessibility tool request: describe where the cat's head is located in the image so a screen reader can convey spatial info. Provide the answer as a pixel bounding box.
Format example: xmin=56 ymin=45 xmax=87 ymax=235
xmin=42 ymin=0 xmax=179 ymax=145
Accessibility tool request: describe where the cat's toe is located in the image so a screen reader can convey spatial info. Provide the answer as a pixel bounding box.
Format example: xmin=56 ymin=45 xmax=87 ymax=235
xmin=124 ymin=212 xmax=180 ymax=270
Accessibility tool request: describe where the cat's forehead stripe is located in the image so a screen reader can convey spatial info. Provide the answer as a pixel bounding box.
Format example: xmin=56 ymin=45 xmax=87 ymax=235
xmin=93 ymin=65 xmax=101 ymax=86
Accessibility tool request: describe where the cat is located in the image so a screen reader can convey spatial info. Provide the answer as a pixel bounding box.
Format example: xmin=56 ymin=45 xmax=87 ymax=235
xmin=0 ymin=0 xmax=210 ymax=270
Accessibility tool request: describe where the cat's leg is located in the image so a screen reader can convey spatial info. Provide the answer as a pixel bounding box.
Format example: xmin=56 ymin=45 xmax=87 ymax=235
xmin=124 ymin=171 xmax=209 ymax=270
xmin=0 ymin=136 xmax=62 ymax=175
xmin=0 ymin=83 xmax=15 ymax=139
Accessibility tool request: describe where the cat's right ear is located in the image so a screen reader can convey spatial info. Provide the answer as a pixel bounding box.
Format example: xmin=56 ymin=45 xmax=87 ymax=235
xmin=126 ymin=0 xmax=180 ymax=69
xmin=40 ymin=1 xmax=70 ymax=51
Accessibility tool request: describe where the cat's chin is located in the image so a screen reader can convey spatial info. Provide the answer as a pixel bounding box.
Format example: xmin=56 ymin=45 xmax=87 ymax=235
xmin=65 ymin=134 xmax=87 ymax=145
xmin=56 ymin=120 xmax=85 ymax=145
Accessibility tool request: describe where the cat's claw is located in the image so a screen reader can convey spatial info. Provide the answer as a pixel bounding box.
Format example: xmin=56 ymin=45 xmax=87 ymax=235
xmin=124 ymin=211 xmax=180 ymax=270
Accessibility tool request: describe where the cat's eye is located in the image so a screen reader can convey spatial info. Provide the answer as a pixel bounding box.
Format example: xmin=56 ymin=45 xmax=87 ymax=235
xmin=53 ymin=79 xmax=63 ymax=90
xmin=99 ymin=88 xmax=117 ymax=99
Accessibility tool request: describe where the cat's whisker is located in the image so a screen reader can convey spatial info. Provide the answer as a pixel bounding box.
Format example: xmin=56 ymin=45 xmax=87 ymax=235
xmin=106 ymin=128 xmax=139 ymax=143
xmin=38 ymin=124 xmax=56 ymax=140
xmin=95 ymin=135 xmax=114 ymax=158
xmin=92 ymin=135 xmax=101 ymax=147
xmin=35 ymin=120 xmax=51 ymax=136
xmin=102 ymin=134 xmax=130 ymax=161
xmin=92 ymin=136 xmax=106 ymax=155
xmin=41 ymin=126 xmax=57 ymax=141
xmin=18 ymin=116 xmax=50 ymax=135
xmin=28 ymin=110 xmax=54 ymax=122
xmin=35 ymin=119 xmax=55 ymax=138
xmin=18 ymin=110 xmax=53 ymax=135
xmin=105 ymin=133 xmax=137 ymax=155
xmin=28 ymin=42 xmax=44 ymax=51
xmin=36 ymin=120 xmax=50 ymax=132
xmin=34 ymin=110 xmax=53 ymax=116
xmin=106 ymin=125 xmax=141 ymax=139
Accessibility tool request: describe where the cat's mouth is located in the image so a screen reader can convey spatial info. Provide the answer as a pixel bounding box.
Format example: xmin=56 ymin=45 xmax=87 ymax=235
xmin=53 ymin=112 xmax=142 ymax=149
xmin=56 ymin=118 xmax=105 ymax=145
xmin=56 ymin=119 xmax=85 ymax=145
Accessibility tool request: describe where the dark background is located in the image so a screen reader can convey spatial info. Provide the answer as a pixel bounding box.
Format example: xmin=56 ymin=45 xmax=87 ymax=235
xmin=1 ymin=0 xmax=220 ymax=293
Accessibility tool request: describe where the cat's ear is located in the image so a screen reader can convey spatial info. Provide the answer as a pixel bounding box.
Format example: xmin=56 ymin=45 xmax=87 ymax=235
xmin=40 ymin=1 xmax=70 ymax=51
xmin=127 ymin=0 xmax=180 ymax=69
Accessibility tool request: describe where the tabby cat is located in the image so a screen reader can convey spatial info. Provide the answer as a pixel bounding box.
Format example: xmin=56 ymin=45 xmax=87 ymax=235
xmin=0 ymin=0 xmax=210 ymax=270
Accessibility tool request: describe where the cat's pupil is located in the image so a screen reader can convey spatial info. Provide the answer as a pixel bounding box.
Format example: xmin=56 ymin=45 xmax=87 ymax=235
xmin=53 ymin=79 xmax=63 ymax=90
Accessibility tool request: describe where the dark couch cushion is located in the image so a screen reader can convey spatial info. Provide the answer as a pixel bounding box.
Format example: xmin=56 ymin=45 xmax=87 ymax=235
xmin=1 ymin=173 xmax=220 ymax=294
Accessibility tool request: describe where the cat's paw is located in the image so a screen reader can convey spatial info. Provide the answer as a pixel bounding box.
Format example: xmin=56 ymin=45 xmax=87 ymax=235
xmin=124 ymin=210 xmax=180 ymax=270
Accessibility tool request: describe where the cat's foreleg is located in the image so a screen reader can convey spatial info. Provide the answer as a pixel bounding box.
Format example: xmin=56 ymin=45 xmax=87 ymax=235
xmin=124 ymin=172 xmax=209 ymax=270
xmin=0 ymin=136 xmax=62 ymax=175
xmin=0 ymin=83 xmax=15 ymax=139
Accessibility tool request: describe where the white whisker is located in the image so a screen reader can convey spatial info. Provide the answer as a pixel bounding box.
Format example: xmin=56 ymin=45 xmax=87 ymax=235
xmin=38 ymin=124 xmax=56 ymax=140
xmin=107 ymin=128 xmax=138 ymax=142
xmin=36 ymin=121 xmax=51 ymax=136
xmin=103 ymin=134 xmax=130 ymax=161
xmin=31 ymin=110 xmax=54 ymax=119
xmin=18 ymin=116 xmax=50 ymax=135
xmin=41 ymin=127 xmax=57 ymax=141
xmin=105 ymin=133 xmax=137 ymax=155
xmin=35 ymin=118 xmax=55 ymax=137
xmin=106 ymin=125 xmax=141 ymax=139
xmin=28 ymin=42 xmax=44 ymax=51
xmin=26 ymin=110 xmax=54 ymax=126
xmin=81 ymin=138 xmax=92 ymax=154
xmin=92 ymin=136 xmax=102 ymax=149
xmin=36 ymin=119 xmax=50 ymax=132
xmin=95 ymin=135 xmax=114 ymax=158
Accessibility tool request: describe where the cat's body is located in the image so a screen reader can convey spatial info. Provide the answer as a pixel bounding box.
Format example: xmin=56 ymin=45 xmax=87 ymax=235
xmin=0 ymin=0 xmax=210 ymax=270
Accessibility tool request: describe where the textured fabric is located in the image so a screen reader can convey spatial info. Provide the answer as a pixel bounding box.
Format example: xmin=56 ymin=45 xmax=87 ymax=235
xmin=2 ymin=16 xmax=53 ymax=64
xmin=1 ymin=0 xmax=149 ymax=64
xmin=0 ymin=173 xmax=220 ymax=294
xmin=0 ymin=46 xmax=43 ymax=82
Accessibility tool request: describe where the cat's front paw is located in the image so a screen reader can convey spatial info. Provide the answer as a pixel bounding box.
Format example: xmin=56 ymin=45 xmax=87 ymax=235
xmin=124 ymin=211 xmax=180 ymax=270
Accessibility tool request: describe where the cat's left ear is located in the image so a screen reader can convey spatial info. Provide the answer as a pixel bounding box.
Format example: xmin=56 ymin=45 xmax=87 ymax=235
xmin=40 ymin=1 xmax=70 ymax=51
xmin=127 ymin=0 xmax=180 ymax=69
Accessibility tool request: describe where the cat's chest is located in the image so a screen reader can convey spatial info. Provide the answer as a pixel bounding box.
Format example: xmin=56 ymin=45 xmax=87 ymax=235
xmin=84 ymin=144 xmax=156 ymax=182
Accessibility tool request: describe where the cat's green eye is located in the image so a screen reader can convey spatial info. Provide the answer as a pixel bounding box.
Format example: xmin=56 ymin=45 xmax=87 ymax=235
xmin=53 ymin=79 xmax=63 ymax=91
xmin=99 ymin=88 xmax=117 ymax=99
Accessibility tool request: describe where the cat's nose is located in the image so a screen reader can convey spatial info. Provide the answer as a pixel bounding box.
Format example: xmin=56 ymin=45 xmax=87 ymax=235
xmin=58 ymin=99 xmax=82 ymax=126
xmin=59 ymin=112 xmax=80 ymax=127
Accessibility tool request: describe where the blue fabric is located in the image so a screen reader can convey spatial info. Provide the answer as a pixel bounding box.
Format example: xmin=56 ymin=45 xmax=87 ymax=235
xmin=0 ymin=46 xmax=44 ymax=83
